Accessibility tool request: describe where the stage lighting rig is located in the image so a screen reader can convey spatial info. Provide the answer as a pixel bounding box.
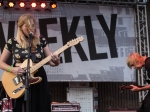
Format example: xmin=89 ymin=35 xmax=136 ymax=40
xmin=1 ymin=0 xmax=57 ymax=11
xmin=0 ymin=1 xmax=3 ymax=7
xmin=40 ymin=2 xmax=47 ymax=9
xmin=50 ymin=0 xmax=57 ymax=9
xmin=7 ymin=1 xmax=15 ymax=8
xmin=30 ymin=2 xmax=37 ymax=8
xmin=19 ymin=2 xmax=26 ymax=8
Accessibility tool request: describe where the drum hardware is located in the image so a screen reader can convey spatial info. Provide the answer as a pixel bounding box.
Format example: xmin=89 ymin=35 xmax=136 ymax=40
xmin=1 ymin=98 xmax=13 ymax=112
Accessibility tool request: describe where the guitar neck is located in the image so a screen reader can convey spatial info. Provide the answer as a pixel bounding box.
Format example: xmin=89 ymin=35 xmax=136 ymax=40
xmin=53 ymin=44 xmax=70 ymax=55
xmin=30 ymin=44 xmax=69 ymax=74
xmin=122 ymin=86 xmax=133 ymax=89
xmin=120 ymin=85 xmax=144 ymax=90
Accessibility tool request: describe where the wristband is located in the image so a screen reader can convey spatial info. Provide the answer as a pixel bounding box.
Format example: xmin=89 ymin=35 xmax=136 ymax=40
xmin=8 ymin=65 xmax=13 ymax=72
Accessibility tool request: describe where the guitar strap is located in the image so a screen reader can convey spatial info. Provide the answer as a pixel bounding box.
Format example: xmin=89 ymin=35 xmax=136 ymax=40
xmin=30 ymin=53 xmax=36 ymax=63
xmin=30 ymin=44 xmax=36 ymax=62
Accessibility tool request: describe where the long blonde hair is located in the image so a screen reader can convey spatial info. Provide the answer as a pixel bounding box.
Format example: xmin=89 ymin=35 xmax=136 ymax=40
xmin=126 ymin=52 xmax=143 ymax=68
xmin=16 ymin=13 xmax=40 ymax=48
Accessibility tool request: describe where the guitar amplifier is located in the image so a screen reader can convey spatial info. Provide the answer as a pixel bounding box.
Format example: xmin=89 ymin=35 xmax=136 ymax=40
xmin=51 ymin=103 xmax=80 ymax=112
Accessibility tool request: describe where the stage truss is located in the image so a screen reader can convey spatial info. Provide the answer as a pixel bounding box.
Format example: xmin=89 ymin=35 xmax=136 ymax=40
xmin=135 ymin=4 xmax=149 ymax=102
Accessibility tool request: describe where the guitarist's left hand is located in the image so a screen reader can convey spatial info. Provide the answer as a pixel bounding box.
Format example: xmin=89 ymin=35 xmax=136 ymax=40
xmin=50 ymin=53 xmax=61 ymax=66
xmin=43 ymin=44 xmax=61 ymax=67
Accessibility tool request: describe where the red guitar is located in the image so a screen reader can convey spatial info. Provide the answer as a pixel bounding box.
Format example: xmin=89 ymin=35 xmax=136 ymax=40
xmin=119 ymin=84 xmax=144 ymax=93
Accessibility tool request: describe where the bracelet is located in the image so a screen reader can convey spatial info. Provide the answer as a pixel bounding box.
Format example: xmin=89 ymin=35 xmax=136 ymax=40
xmin=7 ymin=65 xmax=13 ymax=72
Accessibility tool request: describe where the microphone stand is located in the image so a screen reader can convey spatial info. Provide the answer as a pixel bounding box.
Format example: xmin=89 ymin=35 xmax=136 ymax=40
xmin=24 ymin=33 xmax=33 ymax=112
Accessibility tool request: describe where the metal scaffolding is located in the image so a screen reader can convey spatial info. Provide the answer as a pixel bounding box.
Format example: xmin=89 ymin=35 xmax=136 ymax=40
xmin=135 ymin=4 xmax=149 ymax=102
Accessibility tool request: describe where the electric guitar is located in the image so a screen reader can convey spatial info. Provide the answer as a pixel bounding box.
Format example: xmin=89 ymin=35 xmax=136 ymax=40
xmin=119 ymin=84 xmax=144 ymax=93
xmin=1 ymin=36 xmax=84 ymax=99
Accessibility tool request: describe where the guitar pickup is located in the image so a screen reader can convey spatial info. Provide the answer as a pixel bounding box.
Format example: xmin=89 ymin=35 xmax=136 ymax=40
xmin=12 ymin=76 xmax=23 ymax=85
xmin=12 ymin=85 xmax=25 ymax=94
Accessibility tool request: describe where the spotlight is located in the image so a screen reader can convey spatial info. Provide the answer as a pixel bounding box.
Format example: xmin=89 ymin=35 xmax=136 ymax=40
xmin=19 ymin=2 xmax=26 ymax=8
xmin=7 ymin=1 xmax=15 ymax=8
xmin=31 ymin=2 xmax=37 ymax=8
xmin=50 ymin=1 xmax=57 ymax=9
xmin=40 ymin=2 xmax=47 ymax=9
xmin=0 ymin=1 xmax=3 ymax=7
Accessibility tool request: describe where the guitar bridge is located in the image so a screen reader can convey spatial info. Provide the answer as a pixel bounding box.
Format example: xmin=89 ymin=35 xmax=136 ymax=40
xmin=12 ymin=76 xmax=24 ymax=85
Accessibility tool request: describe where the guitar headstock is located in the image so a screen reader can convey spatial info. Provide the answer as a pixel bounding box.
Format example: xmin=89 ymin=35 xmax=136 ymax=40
xmin=66 ymin=36 xmax=84 ymax=47
xmin=119 ymin=84 xmax=133 ymax=93
xmin=120 ymin=85 xmax=127 ymax=90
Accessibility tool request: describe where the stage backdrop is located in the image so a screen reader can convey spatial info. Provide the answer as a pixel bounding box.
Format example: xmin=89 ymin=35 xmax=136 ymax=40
xmin=0 ymin=4 xmax=136 ymax=82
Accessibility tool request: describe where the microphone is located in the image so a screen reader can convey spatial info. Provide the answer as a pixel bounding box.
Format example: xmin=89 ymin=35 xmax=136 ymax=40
xmin=28 ymin=32 xmax=34 ymax=38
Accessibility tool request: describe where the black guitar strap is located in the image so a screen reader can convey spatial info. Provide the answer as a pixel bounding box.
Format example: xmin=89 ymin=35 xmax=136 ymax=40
xmin=30 ymin=54 xmax=36 ymax=62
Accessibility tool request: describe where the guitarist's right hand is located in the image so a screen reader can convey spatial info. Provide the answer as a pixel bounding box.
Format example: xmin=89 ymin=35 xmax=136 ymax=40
xmin=10 ymin=67 xmax=25 ymax=76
